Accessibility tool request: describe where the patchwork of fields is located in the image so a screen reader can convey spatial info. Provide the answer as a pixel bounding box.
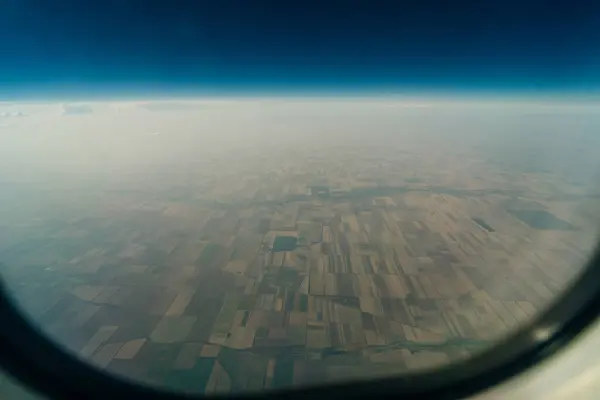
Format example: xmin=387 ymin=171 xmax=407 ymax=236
xmin=1 ymin=142 xmax=597 ymax=394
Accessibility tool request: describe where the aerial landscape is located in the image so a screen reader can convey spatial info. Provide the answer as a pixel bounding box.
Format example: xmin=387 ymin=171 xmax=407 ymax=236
xmin=0 ymin=98 xmax=599 ymax=394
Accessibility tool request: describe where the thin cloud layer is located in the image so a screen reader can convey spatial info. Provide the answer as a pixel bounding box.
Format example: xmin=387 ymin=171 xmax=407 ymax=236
xmin=0 ymin=111 xmax=26 ymax=118
xmin=61 ymin=104 xmax=94 ymax=115
xmin=139 ymin=102 xmax=207 ymax=112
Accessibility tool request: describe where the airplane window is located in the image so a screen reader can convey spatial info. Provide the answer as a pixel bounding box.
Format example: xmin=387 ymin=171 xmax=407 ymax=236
xmin=1 ymin=1 xmax=599 ymax=398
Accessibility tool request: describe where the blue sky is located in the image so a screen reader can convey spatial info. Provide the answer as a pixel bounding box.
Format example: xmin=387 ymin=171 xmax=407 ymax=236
xmin=1 ymin=1 xmax=599 ymax=99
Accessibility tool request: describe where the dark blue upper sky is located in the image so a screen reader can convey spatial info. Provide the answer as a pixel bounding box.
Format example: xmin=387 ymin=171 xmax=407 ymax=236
xmin=1 ymin=0 xmax=599 ymax=99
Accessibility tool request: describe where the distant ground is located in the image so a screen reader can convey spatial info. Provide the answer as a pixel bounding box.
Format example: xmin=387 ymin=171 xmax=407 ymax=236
xmin=1 ymin=99 xmax=599 ymax=394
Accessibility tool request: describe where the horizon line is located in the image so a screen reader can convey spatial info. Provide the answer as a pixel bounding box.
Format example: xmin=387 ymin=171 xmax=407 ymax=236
xmin=1 ymin=83 xmax=600 ymax=103
xmin=2 ymin=93 xmax=600 ymax=106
